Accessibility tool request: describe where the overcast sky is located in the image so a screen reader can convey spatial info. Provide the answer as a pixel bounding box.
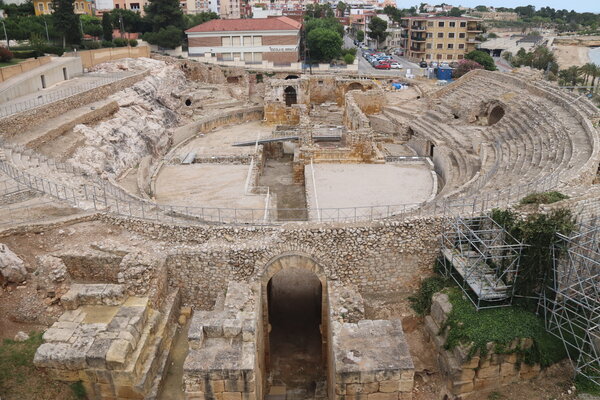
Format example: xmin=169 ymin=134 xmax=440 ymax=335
xmin=397 ymin=0 xmax=600 ymax=13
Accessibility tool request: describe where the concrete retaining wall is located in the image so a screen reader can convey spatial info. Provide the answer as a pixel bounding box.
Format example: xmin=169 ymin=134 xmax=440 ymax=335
xmin=0 ymin=56 xmax=52 ymax=83
xmin=64 ymin=46 xmax=151 ymax=69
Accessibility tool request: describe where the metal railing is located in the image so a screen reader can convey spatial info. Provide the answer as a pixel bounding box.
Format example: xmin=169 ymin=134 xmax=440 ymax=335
xmin=0 ymin=71 xmax=141 ymax=118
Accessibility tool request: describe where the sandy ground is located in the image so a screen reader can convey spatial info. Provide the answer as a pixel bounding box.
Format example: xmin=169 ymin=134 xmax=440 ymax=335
xmin=305 ymin=163 xmax=434 ymax=219
xmin=176 ymin=121 xmax=272 ymax=159
xmin=154 ymin=164 xmax=266 ymax=210
xmin=554 ymin=45 xmax=591 ymax=69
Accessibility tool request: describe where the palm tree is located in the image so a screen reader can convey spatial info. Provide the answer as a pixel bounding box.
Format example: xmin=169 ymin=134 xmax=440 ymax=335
xmin=589 ymin=64 xmax=600 ymax=93
xmin=579 ymin=63 xmax=596 ymax=86
xmin=558 ymin=66 xmax=582 ymax=88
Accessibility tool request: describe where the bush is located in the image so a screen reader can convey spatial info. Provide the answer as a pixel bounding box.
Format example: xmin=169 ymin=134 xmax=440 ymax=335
xmin=81 ymin=40 xmax=101 ymax=50
xmin=0 ymin=46 xmax=13 ymax=62
xmin=113 ymin=38 xmax=128 ymax=47
xmin=142 ymin=26 xmax=183 ymax=49
xmin=10 ymin=50 xmax=34 ymax=59
xmin=101 ymin=40 xmax=115 ymax=48
xmin=341 ymin=47 xmax=357 ymax=56
xmin=520 ymin=191 xmax=569 ymax=205
xmin=343 ymin=53 xmax=355 ymax=64
xmin=42 ymin=46 xmax=64 ymax=56
xmin=408 ymin=273 xmax=451 ymax=316
xmin=129 ymin=39 xmax=138 ymax=47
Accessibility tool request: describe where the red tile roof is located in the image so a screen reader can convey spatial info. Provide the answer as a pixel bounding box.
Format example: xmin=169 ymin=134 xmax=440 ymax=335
xmin=186 ymin=16 xmax=302 ymax=33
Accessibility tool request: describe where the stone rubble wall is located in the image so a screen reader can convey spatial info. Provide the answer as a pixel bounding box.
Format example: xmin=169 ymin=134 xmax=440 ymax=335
xmin=97 ymin=215 xmax=443 ymax=310
xmin=426 ymin=293 xmax=543 ymax=398
xmin=0 ymin=71 xmax=149 ymax=138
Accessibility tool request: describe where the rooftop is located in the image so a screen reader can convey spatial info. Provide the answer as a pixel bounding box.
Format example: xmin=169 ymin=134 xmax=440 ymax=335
xmin=186 ymin=16 xmax=302 ymax=33
xmin=402 ymin=15 xmax=481 ymax=21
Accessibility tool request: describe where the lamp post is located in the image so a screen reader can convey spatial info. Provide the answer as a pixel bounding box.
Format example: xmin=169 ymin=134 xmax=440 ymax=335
xmin=0 ymin=19 xmax=8 ymax=50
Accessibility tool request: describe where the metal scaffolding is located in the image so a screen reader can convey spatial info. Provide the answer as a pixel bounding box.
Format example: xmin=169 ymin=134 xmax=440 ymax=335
xmin=541 ymin=223 xmax=600 ymax=387
xmin=441 ymin=213 xmax=524 ymax=310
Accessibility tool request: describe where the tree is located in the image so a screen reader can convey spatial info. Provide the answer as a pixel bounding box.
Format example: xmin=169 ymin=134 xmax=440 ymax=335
xmin=102 ymin=13 xmax=113 ymax=41
xmin=465 ymin=50 xmax=496 ymax=71
xmin=51 ymin=0 xmax=81 ymax=47
xmin=307 ymin=27 xmax=342 ymax=62
xmin=111 ymin=9 xmax=145 ymax=33
xmin=367 ymin=16 xmax=388 ymax=49
xmin=383 ymin=5 xmax=403 ymax=24
xmin=336 ymin=1 xmax=346 ymax=16
xmin=305 ymin=3 xmax=334 ymax=19
xmin=356 ymin=29 xmax=364 ymax=42
xmin=142 ymin=25 xmax=182 ymax=48
xmin=81 ymin=15 xmax=102 ymax=38
xmin=447 ymin=7 xmax=464 ymax=17
xmin=184 ymin=12 xmax=219 ymax=29
xmin=0 ymin=0 xmax=34 ymax=17
xmin=474 ymin=5 xmax=488 ymax=12
xmin=453 ymin=59 xmax=483 ymax=78
xmin=305 ymin=17 xmax=343 ymax=37
xmin=144 ymin=0 xmax=184 ymax=32
xmin=558 ymin=66 xmax=581 ymax=87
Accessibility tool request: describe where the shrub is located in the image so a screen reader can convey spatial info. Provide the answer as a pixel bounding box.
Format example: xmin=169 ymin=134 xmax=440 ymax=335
xmin=142 ymin=26 xmax=183 ymax=49
xmin=113 ymin=38 xmax=128 ymax=47
xmin=10 ymin=50 xmax=34 ymax=59
xmin=81 ymin=40 xmax=101 ymax=50
xmin=101 ymin=40 xmax=115 ymax=48
xmin=341 ymin=47 xmax=357 ymax=56
xmin=343 ymin=53 xmax=355 ymax=64
xmin=408 ymin=273 xmax=451 ymax=315
xmin=520 ymin=191 xmax=569 ymax=205
xmin=42 ymin=46 xmax=64 ymax=56
xmin=0 ymin=47 xmax=13 ymax=62
xmin=129 ymin=39 xmax=138 ymax=47
xmin=453 ymin=59 xmax=483 ymax=78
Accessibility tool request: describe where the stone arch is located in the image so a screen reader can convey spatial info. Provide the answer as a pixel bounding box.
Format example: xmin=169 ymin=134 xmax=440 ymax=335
xmin=260 ymin=252 xmax=329 ymax=376
xmin=345 ymin=81 xmax=366 ymax=93
xmin=284 ymin=85 xmax=297 ymax=107
xmin=488 ymin=104 xmax=505 ymax=126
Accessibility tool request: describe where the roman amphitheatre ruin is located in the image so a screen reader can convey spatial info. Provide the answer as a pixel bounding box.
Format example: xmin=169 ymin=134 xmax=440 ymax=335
xmin=0 ymin=54 xmax=599 ymax=400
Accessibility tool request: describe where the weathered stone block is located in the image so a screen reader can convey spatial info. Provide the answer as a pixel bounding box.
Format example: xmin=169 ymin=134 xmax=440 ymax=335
xmin=451 ymin=368 xmax=475 ymax=382
xmin=451 ymin=380 xmax=473 ymax=395
xmin=106 ymin=339 xmax=131 ymax=369
xmin=399 ymin=379 xmax=413 ymax=392
xmin=116 ymin=385 xmax=144 ymax=399
xmin=378 ymin=380 xmax=398 ymax=393
xmin=210 ymin=379 xmax=225 ymax=393
xmin=367 ymin=392 xmax=398 ymax=400
xmin=500 ymin=362 xmax=518 ymax=377
xmin=430 ymin=293 xmax=452 ymax=326
xmin=222 ymin=392 xmax=241 ymax=400
xmin=476 ymin=365 xmax=500 ymax=379
xmin=473 ymin=376 xmax=500 ymax=391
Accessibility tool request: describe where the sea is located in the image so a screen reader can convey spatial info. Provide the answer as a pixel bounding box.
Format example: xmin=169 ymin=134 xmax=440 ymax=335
xmin=589 ymin=46 xmax=600 ymax=66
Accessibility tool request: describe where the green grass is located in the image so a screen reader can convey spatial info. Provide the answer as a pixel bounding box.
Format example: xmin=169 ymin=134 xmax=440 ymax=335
xmin=408 ymin=273 xmax=452 ymax=316
xmin=575 ymin=373 xmax=600 ymax=396
xmin=520 ymin=191 xmax=569 ymax=205
xmin=443 ymin=288 xmax=567 ymax=367
xmin=0 ymin=59 xmax=23 ymax=68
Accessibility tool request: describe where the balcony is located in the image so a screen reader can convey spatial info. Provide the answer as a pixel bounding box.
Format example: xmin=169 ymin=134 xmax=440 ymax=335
xmin=410 ymin=25 xmax=426 ymax=31
xmin=410 ymin=46 xmax=425 ymax=53
xmin=467 ymin=24 xmax=483 ymax=32
xmin=411 ymin=34 xmax=426 ymax=42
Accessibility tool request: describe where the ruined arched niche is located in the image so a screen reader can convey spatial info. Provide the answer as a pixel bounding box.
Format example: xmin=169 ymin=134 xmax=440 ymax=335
xmin=488 ymin=105 xmax=505 ymax=126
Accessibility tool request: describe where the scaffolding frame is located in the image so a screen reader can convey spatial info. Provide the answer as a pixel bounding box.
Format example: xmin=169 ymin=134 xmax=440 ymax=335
xmin=441 ymin=213 xmax=524 ymax=310
xmin=541 ymin=223 xmax=600 ymax=387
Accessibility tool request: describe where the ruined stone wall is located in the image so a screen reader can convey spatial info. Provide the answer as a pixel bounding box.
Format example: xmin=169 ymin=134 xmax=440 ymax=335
xmin=100 ymin=215 xmax=444 ymax=309
xmin=343 ymin=93 xmax=371 ymax=131
xmin=264 ymin=102 xmax=301 ymax=125
xmin=307 ymin=76 xmax=342 ymax=105
xmin=0 ymin=71 xmax=149 ymax=138
xmin=56 ymin=251 xmax=123 ymax=283
xmin=351 ymin=89 xmax=385 ymax=115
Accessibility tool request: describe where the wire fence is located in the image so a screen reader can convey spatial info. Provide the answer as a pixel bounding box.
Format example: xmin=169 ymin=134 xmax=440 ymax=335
xmin=0 ymin=139 xmax=566 ymax=227
xmin=0 ymin=72 xmax=140 ymax=118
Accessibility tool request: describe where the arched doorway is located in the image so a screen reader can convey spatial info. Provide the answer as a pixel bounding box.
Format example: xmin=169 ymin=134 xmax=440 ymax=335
xmin=346 ymin=82 xmax=365 ymax=92
xmin=284 ymin=86 xmax=297 ymax=107
xmin=488 ymin=105 xmax=505 ymax=125
xmin=262 ymin=254 xmax=328 ymax=398
xmin=285 ymin=74 xmax=299 ymax=80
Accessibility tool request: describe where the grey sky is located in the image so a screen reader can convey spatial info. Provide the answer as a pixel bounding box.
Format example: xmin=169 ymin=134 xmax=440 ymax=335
xmin=397 ymin=0 xmax=600 ymax=13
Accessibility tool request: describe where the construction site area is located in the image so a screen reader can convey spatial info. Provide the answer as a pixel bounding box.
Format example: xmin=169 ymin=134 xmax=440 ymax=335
xmin=0 ymin=52 xmax=598 ymax=400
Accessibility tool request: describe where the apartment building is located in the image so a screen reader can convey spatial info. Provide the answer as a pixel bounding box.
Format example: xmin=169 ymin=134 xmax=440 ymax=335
xmin=34 ymin=0 xmax=93 ymax=15
xmin=186 ymin=16 xmax=302 ymax=64
xmin=400 ymin=16 xmax=482 ymax=62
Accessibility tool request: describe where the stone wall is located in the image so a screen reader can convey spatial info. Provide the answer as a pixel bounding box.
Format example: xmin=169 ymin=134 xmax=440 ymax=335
xmin=0 ymin=71 xmax=149 ymax=138
xmin=0 ymin=56 xmax=52 ymax=83
xmin=264 ymin=102 xmax=301 ymax=125
xmin=426 ymin=293 xmax=543 ymax=398
xmin=56 ymin=250 xmax=123 ymax=283
xmin=64 ymin=46 xmax=151 ymax=69
xmin=100 ymin=215 xmax=444 ymax=310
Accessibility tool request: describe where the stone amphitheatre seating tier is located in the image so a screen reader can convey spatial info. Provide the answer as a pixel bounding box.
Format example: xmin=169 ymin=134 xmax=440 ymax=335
xmin=414 ymin=69 xmax=598 ymax=204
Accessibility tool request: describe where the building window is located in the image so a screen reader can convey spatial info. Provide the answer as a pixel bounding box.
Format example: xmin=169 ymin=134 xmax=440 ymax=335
xmin=437 ymin=32 xmax=443 ymax=38
xmin=115 ymin=3 xmax=119 ymax=7
xmin=254 ymin=52 xmax=262 ymax=62
xmin=458 ymin=54 xmax=464 ymax=59
xmin=428 ymin=22 xmax=433 ymax=26
xmin=458 ymin=44 xmax=464 ymax=49
xmin=449 ymin=22 xmax=455 ymax=27
xmin=232 ymin=36 xmax=241 ymax=46
xmin=448 ymin=44 xmax=453 ymax=49
xmin=232 ymin=52 xmax=241 ymax=59
xmin=426 ymin=33 xmax=432 ymax=38
xmin=38 ymin=2 xmax=44 ymax=10
xmin=74 ymin=2 xmax=78 ymax=8
xmin=460 ymin=22 xmax=466 ymax=27
xmin=222 ymin=53 xmax=233 ymax=61
xmin=437 ymin=43 xmax=443 ymax=49
xmin=459 ymin=33 xmax=465 ymax=38
xmin=243 ymin=36 xmax=252 ymax=46
xmin=222 ymin=37 xmax=232 ymax=46
xmin=447 ymin=54 xmax=453 ymax=59
xmin=427 ymin=43 xmax=432 ymax=49
xmin=448 ymin=33 xmax=455 ymax=38
xmin=437 ymin=54 xmax=442 ymax=59
xmin=130 ymin=2 xmax=140 ymax=9
xmin=438 ymin=21 xmax=444 ymax=27
xmin=253 ymin=36 xmax=262 ymax=46
xmin=426 ymin=54 xmax=431 ymax=59
xmin=47 ymin=2 xmax=52 ymax=9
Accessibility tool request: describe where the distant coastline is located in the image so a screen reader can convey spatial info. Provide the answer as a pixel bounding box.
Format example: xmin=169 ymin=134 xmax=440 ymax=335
xmin=590 ymin=47 xmax=600 ymax=66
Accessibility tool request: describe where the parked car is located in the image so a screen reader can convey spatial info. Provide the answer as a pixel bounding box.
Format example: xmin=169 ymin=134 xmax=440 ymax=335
xmin=374 ymin=63 xmax=391 ymax=70
xmin=390 ymin=62 xmax=402 ymax=69
xmin=378 ymin=56 xmax=393 ymax=61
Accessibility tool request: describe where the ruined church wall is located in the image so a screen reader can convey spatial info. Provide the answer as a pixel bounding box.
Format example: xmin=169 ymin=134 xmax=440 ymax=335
xmin=100 ymin=215 xmax=444 ymax=309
